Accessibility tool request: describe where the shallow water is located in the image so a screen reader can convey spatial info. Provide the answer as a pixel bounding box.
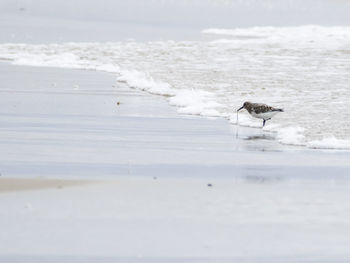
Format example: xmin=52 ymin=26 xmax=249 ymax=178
xmin=0 ymin=25 xmax=350 ymax=149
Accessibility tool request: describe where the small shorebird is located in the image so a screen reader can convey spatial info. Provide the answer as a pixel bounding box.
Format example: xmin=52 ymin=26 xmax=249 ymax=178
xmin=237 ymin=101 xmax=283 ymax=127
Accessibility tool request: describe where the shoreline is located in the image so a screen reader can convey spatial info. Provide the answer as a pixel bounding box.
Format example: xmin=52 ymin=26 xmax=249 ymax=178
xmin=1 ymin=41 xmax=349 ymax=150
xmin=1 ymin=62 xmax=350 ymax=180
xmin=1 ymin=63 xmax=350 ymax=262
xmin=2 ymin=2 xmax=350 ymax=261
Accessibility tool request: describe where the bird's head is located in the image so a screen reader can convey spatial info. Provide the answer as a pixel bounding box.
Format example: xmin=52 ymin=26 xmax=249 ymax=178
xmin=237 ymin=101 xmax=251 ymax=112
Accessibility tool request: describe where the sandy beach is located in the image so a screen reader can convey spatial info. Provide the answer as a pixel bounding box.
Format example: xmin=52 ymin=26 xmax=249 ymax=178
xmin=0 ymin=177 xmax=87 ymax=193
xmin=1 ymin=63 xmax=350 ymax=263
xmin=1 ymin=1 xmax=350 ymax=262
xmin=2 ymin=175 xmax=350 ymax=263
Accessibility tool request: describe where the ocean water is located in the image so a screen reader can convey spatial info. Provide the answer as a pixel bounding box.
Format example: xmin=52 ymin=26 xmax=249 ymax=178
xmin=1 ymin=25 xmax=350 ymax=149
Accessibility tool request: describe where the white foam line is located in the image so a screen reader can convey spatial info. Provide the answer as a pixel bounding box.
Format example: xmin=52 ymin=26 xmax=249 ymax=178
xmin=1 ymin=40 xmax=349 ymax=150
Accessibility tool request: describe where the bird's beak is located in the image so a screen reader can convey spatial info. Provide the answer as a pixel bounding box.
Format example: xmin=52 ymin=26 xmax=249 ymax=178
xmin=237 ymin=106 xmax=244 ymax=112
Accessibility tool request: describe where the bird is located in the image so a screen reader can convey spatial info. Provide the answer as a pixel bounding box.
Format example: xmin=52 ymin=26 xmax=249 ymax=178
xmin=237 ymin=101 xmax=283 ymax=127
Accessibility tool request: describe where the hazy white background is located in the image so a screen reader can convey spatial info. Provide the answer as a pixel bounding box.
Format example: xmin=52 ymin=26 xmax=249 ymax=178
xmin=1 ymin=0 xmax=350 ymax=42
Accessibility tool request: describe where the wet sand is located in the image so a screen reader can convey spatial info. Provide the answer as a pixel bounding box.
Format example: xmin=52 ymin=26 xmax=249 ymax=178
xmin=1 ymin=63 xmax=349 ymax=180
xmin=0 ymin=177 xmax=87 ymax=193
xmin=1 ymin=1 xmax=350 ymax=261
xmin=0 ymin=63 xmax=350 ymax=262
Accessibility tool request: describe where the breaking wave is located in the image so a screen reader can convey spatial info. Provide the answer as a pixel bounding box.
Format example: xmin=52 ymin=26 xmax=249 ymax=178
xmin=1 ymin=25 xmax=350 ymax=149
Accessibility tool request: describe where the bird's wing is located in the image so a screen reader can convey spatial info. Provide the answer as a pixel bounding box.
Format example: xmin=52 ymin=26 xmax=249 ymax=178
xmin=251 ymin=103 xmax=274 ymax=114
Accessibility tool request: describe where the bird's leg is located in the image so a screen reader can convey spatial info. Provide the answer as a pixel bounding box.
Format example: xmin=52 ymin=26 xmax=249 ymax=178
xmin=263 ymin=119 xmax=266 ymax=127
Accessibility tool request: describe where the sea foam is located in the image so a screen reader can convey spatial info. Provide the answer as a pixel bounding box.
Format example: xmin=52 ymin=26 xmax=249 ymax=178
xmin=1 ymin=25 xmax=350 ymax=149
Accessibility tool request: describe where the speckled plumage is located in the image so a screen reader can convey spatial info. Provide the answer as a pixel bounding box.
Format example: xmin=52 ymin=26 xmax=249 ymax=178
xmin=237 ymin=101 xmax=283 ymax=127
